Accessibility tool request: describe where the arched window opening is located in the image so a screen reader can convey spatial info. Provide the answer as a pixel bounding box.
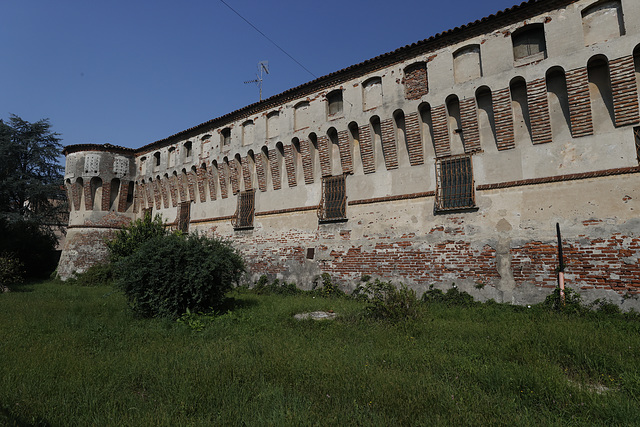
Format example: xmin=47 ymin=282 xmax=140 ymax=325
xmin=184 ymin=141 xmax=193 ymax=161
xmin=393 ymin=110 xmax=410 ymax=168
xmin=110 ymin=178 xmax=120 ymax=211
xmin=546 ymin=67 xmax=571 ymax=140
xmin=327 ymin=128 xmax=342 ymax=176
xmin=242 ymin=120 xmax=255 ymax=146
xmin=370 ymin=116 xmax=384 ymax=171
xmin=446 ymin=95 xmax=465 ymax=155
xmin=348 ymin=122 xmax=363 ymax=175
xmin=221 ymin=128 xmax=231 ymax=148
xmin=153 ymin=152 xmax=161 ymax=170
xmin=267 ymin=111 xmax=279 ymax=139
xmin=418 ymin=103 xmax=436 ymax=158
xmin=308 ymin=133 xmax=319 ymax=181
xmin=510 ymin=77 xmax=533 ymax=144
xmin=327 ymin=90 xmax=344 ymax=117
xmin=291 ymin=139 xmax=302 ymax=184
xmin=588 ymin=56 xmax=615 ymax=131
xmin=90 ymin=177 xmax=102 ymax=211
xmin=475 ymin=87 xmax=497 ymax=150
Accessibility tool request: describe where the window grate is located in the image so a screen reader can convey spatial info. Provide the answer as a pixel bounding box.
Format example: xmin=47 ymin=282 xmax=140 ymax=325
xmin=177 ymin=201 xmax=190 ymax=233
xmin=435 ymin=154 xmax=476 ymax=212
xmin=232 ymin=190 xmax=255 ymax=229
xmin=634 ymin=127 xmax=640 ymax=163
xmin=318 ymin=175 xmax=347 ymax=222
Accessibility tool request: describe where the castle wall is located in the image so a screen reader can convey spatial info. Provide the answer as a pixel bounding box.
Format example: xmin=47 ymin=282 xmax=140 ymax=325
xmin=59 ymin=0 xmax=640 ymax=307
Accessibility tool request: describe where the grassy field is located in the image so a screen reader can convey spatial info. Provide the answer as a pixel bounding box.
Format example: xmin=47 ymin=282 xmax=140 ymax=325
xmin=1 ymin=281 xmax=639 ymax=426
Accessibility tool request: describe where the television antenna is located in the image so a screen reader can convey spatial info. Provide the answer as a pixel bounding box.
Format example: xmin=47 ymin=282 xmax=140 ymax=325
xmin=244 ymin=61 xmax=270 ymax=101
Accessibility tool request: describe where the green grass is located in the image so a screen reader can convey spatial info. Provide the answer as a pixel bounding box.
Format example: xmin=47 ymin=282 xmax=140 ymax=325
xmin=1 ymin=281 xmax=639 ymax=426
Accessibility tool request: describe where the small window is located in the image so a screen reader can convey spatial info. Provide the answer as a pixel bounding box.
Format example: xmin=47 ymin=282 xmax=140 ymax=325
xmin=153 ymin=152 xmax=161 ymax=169
xmin=294 ymin=101 xmax=310 ymax=130
xmin=327 ymin=90 xmax=343 ymax=117
xmin=267 ymin=111 xmax=280 ymax=138
xmin=512 ymin=25 xmax=547 ymax=63
xmin=184 ymin=141 xmax=193 ymax=160
xmin=435 ymin=155 xmax=475 ymax=212
xmin=362 ymin=77 xmax=383 ymax=110
xmin=232 ymin=189 xmax=255 ymax=230
xmin=453 ymin=45 xmax=482 ymax=83
xmin=318 ymin=175 xmax=347 ymax=222
xmin=242 ymin=120 xmax=255 ymax=146
xmin=168 ymin=147 xmax=176 ymax=167
xmin=177 ymin=201 xmax=190 ymax=233
xmin=221 ymin=128 xmax=231 ymax=147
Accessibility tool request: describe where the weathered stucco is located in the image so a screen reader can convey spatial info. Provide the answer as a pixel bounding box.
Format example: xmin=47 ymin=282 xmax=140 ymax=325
xmin=59 ymin=0 xmax=640 ymax=309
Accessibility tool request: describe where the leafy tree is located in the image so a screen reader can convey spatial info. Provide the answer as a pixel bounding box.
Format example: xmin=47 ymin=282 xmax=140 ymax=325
xmin=0 ymin=114 xmax=65 ymax=229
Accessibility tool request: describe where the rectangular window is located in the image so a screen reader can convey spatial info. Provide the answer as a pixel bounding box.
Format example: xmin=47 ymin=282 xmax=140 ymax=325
xmin=435 ymin=154 xmax=475 ymax=212
xmin=232 ymin=190 xmax=255 ymax=230
xmin=318 ymin=175 xmax=347 ymax=222
xmin=177 ymin=201 xmax=190 ymax=233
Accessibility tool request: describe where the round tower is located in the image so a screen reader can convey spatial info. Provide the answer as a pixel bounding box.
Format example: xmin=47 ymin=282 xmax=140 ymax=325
xmin=57 ymin=144 xmax=137 ymax=279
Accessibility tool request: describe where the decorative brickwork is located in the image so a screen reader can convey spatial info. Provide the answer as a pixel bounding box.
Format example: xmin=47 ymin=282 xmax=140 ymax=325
xmin=84 ymin=182 xmax=93 ymax=211
xmin=218 ymin=164 xmax=228 ymax=199
xmin=153 ymin=180 xmax=163 ymax=209
xmin=526 ymin=78 xmax=553 ymax=144
xmin=459 ymin=98 xmax=481 ymax=153
xmin=283 ymin=144 xmax=297 ymax=187
xmin=159 ymin=177 xmax=169 ymax=208
xmin=268 ymin=148 xmax=282 ymax=189
xmin=178 ymin=173 xmax=188 ymax=201
xmin=609 ymin=55 xmax=640 ymax=127
xmin=380 ymin=118 xmax=399 ymax=170
xmin=431 ymin=105 xmax=451 ymax=157
xmin=70 ymin=183 xmax=81 ymax=211
xmin=169 ymin=175 xmax=178 ymax=207
xmin=299 ymin=140 xmax=314 ymax=184
xmin=492 ymin=88 xmax=515 ymax=150
xmin=566 ymin=67 xmax=594 ymax=137
xmin=145 ymin=182 xmax=154 ymax=209
xmin=404 ymin=112 xmax=424 ymax=166
xmin=207 ymin=166 xmax=218 ymax=201
xmin=256 ymin=152 xmax=268 ymax=191
xmin=101 ymin=182 xmax=112 ymax=211
xmin=358 ymin=124 xmax=376 ymax=173
xmin=337 ymin=130 xmax=353 ymax=174
xmin=196 ymin=167 xmax=207 ymax=203
xmin=242 ymin=156 xmax=253 ymax=190
xmin=404 ymin=62 xmax=428 ymax=100
xmin=229 ymin=160 xmax=240 ymax=195
xmin=317 ymin=135 xmax=332 ymax=177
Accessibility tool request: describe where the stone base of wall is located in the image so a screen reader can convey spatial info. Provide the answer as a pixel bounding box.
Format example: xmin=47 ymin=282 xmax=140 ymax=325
xmin=57 ymin=227 xmax=120 ymax=280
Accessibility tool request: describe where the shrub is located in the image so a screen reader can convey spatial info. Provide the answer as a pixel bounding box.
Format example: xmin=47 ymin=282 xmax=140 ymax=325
xmin=106 ymin=213 xmax=167 ymax=262
xmin=313 ymin=273 xmax=346 ymax=299
xmin=0 ymin=218 xmax=58 ymax=279
xmin=252 ymin=276 xmax=302 ymax=296
xmin=541 ymin=286 xmax=583 ymax=314
xmin=0 ymin=252 xmax=24 ymax=290
xmin=70 ymin=263 xmax=114 ymax=287
xmin=356 ymin=279 xmax=420 ymax=321
xmin=421 ymin=285 xmax=476 ymax=307
xmin=113 ymin=233 xmax=245 ymax=318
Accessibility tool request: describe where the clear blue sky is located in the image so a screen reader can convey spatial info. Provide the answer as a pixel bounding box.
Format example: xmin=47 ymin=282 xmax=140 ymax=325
xmin=2 ymin=0 xmax=520 ymax=150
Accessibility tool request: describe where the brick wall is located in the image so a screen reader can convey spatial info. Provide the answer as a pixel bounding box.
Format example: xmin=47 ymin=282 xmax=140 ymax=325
xmin=566 ymin=67 xmax=594 ymax=137
xmin=492 ymin=88 xmax=516 ymax=150
xmin=526 ymin=78 xmax=553 ymax=144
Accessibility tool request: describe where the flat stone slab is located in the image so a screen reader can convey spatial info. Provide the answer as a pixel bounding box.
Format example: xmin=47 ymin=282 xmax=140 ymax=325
xmin=294 ymin=311 xmax=337 ymax=321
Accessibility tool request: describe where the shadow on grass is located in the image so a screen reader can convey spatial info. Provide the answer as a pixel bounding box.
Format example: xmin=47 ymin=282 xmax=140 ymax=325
xmin=0 ymin=404 xmax=51 ymax=427
xmin=220 ymin=296 xmax=259 ymax=312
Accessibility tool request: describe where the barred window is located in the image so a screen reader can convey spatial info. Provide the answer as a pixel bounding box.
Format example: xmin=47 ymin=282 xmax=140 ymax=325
xmin=318 ymin=175 xmax=347 ymax=222
xmin=232 ymin=190 xmax=255 ymax=230
xmin=177 ymin=201 xmax=190 ymax=233
xmin=435 ymin=154 xmax=476 ymax=212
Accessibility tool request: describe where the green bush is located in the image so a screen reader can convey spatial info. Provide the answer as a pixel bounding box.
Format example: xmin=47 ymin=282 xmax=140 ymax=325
xmin=106 ymin=213 xmax=167 ymax=262
xmin=0 ymin=218 xmax=58 ymax=279
xmin=312 ymin=273 xmax=346 ymax=299
xmin=0 ymin=252 xmax=24 ymax=289
xmin=252 ymin=275 xmax=301 ymax=296
xmin=113 ymin=233 xmax=245 ymax=318
xmin=542 ymin=286 xmax=583 ymax=314
xmin=421 ymin=285 xmax=476 ymax=307
xmin=355 ymin=279 xmax=420 ymax=321
xmin=70 ymin=263 xmax=114 ymax=287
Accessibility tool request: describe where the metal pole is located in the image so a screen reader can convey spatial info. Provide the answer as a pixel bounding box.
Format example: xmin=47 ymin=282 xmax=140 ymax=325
xmin=556 ymin=222 xmax=565 ymax=306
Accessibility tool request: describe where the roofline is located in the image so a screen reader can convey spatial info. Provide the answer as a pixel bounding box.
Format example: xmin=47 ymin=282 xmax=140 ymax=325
xmin=62 ymin=143 xmax=135 ymax=156
xmin=67 ymin=0 xmax=577 ymax=156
